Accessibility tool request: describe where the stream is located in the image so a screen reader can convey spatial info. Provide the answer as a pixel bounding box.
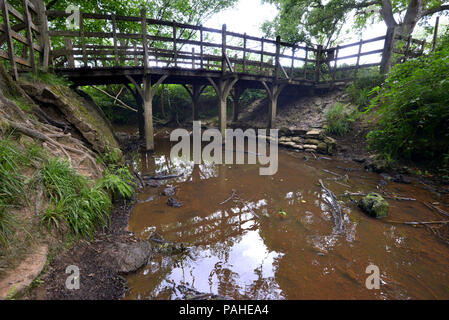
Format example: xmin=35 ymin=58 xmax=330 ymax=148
xmin=122 ymin=130 xmax=449 ymax=300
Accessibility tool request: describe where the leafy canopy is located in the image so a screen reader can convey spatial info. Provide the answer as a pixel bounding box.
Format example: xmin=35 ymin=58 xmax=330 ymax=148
xmin=262 ymin=0 xmax=449 ymax=47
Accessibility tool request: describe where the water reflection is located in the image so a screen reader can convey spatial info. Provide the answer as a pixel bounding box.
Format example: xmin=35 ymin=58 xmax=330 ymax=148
xmin=125 ymin=136 xmax=449 ymax=300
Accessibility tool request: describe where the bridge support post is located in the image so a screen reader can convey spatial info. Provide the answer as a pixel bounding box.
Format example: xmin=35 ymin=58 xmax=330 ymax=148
xmin=230 ymin=87 xmax=245 ymax=123
xmin=207 ymin=77 xmax=238 ymax=137
xmin=262 ymin=82 xmax=286 ymax=129
xmin=142 ymin=74 xmax=168 ymax=151
xmin=183 ymin=84 xmax=207 ymax=122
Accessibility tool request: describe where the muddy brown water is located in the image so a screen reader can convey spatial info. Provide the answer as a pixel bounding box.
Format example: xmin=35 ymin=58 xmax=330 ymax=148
xmin=123 ymin=132 xmax=449 ymax=300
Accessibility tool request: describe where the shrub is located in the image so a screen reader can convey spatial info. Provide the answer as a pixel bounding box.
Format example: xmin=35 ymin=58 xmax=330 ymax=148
xmin=366 ymin=46 xmax=449 ymax=162
xmin=325 ymin=103 xmax=356 ymax=136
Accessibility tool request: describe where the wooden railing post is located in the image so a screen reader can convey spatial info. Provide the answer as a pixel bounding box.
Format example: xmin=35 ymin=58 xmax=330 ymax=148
xmin=64 ymin=38 xmax=75 ymax=68
xmin=31 ymin=0 xmax=49 ymax=72
xmin=242 ymin=33 xmax=247 ymax=73
xmin=331 ymin=45 xmax=339 ymax=84
xmin=133 ymin=41 xmax=138 ymax=66
xmin=1 ymin=0 xmax=18 ymax=80
xmin=275 ymin=35 xmax=281 ymax=81
xmin=200 ymin=25 xmax=204 ymax=69
xmin=303 ymin=47 xmax=308 ymax=80
xmin=79 ymin=12 xmax=87 ymax=67
xmin=173 ymin=21 xmax=177 ymax=67
xmin=354 ymin=39 xmax=363 ymax=78
xmin=22 ymin=0 xmax=37 ymax=74
xmin=290 ymin=47 xmax=295 ymax=79
xmin=314 ymin=45 xmax=323 ymax=83
xmin=111 ymin=14 xmax=119 ymax=67
xmin=432 ymin=16 xmax=440 ymax=52
xmin=192 ymin=47 xmax=195 ymax=69
xmin=141 ymin=9 xmax=149 ymax=73
xmin=221 ymin=24 xmax=226 ymax=75
xmin=260 ymin=37 xmax=264 ymax=73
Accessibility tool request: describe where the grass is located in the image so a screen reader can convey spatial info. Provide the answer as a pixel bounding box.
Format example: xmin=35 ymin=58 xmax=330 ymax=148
xmin=21 ymin=70 xmax=72 ymax=87
xmin=325 ymin=103 xmax=358 ymax=136
xmin=40 ymin=158 xmax=111 ymax=238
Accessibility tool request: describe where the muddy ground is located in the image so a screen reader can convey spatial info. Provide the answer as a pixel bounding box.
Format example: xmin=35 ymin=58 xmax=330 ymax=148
xmin=25 ymin=199 xmax=135 ymax=300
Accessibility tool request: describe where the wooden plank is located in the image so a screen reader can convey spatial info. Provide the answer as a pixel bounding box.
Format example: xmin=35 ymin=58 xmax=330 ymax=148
xmin=6 ymin=3 xmax=25 ymax=22
xmin=1 ymin=0 xmax=18 ymax=79
xmin=260 ymin=37 xmax=264 ymax=73
xmin=23 ymin=0 xmax=36 ymax=73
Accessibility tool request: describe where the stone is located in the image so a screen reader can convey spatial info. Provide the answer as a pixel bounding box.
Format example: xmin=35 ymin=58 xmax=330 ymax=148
xmin=291 ymin=137 xmax=303 ymax=144
xmin=102 ymin=241 xmax=151 ymax=274
xmin=306 ymin=129 xmax=324 ymax=139
xmin=317 ymin=142 xmax=328 ymax=154
xmin=145 ymin=179 xmax=160 ymax=188
xmin=303 ymin=144 xmax=318 ymax=150
xmin=358 ymin=193 xmax=389 ymax=218
xmin=167 ymin=197 xmax=183 ymax=208
xmin=289 ymin=128 xmax=308 ymax=136
xmin=162 ymin=187 xmax=177 ymax=197
xmin=305 ymin=139 xmax=321 ymax=145
xmin=279 ymin=127 xmax=292 ymax=137
xmin=393 ymin=174 xmax=411 ymax=184
xmin=365 ymin=158 xmax=389 ymax=173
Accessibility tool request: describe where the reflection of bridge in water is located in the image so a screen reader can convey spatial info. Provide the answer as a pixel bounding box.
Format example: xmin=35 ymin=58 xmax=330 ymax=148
xmin=1 ymin=0 xmax=387 ymax=151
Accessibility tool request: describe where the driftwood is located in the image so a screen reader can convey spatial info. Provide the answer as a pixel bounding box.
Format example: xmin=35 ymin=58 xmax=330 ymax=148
xmin=319 ymin=179 xmax=344 ymax=233
xmin=219 ymin=189 xmax=238 ymax=205
xmin=424 ymin=202 xmax=449 ymax=218
xmin=143 ymin=174 xmax=183 ymax=180
xmin=343 ymin=192 xmax=416 ymax=202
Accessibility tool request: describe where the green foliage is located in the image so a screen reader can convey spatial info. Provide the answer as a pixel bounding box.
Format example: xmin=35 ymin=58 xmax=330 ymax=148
xmin=96 ymin=168 xmax=134 ymax=199
xmin=0 ymin=136 xmax=45 ymax=247
xmin=96 ymin=148 xmax=135 ymax=199
xmin=40 ymin=158 xmax=111 ymax=237
xmin=346 ymin=70 xmax=384 ymax=110
xmin=325 ymin=103 xmax=357 ymax=136
xmin=366 ymin=46 xmax=449 ymax=163
xmin=262 ymin=0 xmax=449 ymax=47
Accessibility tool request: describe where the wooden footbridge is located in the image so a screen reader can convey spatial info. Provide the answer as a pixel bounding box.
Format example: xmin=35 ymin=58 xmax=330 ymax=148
xmin=1 ymin=0 xmax=390 ymax=151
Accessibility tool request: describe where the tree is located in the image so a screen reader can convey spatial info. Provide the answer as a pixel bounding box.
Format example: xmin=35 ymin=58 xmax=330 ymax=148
xmin=262 ymin=0 xmax=449 ymax=73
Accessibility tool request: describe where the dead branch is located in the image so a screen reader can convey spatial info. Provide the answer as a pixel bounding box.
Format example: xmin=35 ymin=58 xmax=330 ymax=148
xmin=90 ymin=86 xmax=137 ymax=113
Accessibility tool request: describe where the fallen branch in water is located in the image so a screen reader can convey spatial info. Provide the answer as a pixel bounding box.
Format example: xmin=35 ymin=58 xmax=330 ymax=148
xmin=323 ymin=169 xmax=341 ymax=177
xmin=424 ymin=202 xmax=449 ymax=218
xmin=386 ymin=220 xmax=449 ymax=226
xmin=342 ymin=192 xmax=416 ymax=202
xmin=220 ymin=189 xmax=238 ymax=205
xmin=319 ymin=179 xmax=344 ymax=233
xmin=142 ymin=174 xmax=183 ymax=180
